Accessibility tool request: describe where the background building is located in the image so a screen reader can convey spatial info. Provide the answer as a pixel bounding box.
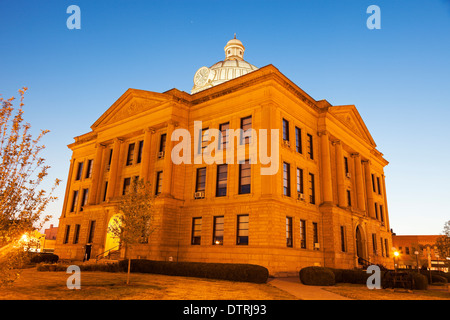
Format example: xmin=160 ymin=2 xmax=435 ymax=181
xmin=392 ymin=235 xmax=449 ymax=272
xmin=54 ymin=37 xmax=393 ymax=275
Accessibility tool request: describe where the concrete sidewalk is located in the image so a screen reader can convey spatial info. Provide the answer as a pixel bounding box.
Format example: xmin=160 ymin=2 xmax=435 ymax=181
xmin=268 ymin=277 xmax=353 ymax=300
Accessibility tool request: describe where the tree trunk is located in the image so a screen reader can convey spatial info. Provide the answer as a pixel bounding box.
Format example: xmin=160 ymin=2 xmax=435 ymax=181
xmin=127 ymin=257 xmax=131 ymax=285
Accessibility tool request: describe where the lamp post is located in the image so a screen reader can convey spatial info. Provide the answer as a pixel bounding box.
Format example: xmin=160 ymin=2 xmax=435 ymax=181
xmin=414 ymin=251 xmax=419 ymax=273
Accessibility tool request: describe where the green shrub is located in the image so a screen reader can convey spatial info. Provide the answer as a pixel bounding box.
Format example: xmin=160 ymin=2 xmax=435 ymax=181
xmin=329 ymin=268 xmax=371 ymax=284
xmin=410 ymin=272 xmax=428 ymax=290
xmin=118 ymin=260 xmax=269 ymax=283
xmin=299 ymin=267 xmax=335 ymax=286
xmin=30 ymin=253 xmax=59 ymax=264
xmin=431 ymin=275 xmax=448 ymax=284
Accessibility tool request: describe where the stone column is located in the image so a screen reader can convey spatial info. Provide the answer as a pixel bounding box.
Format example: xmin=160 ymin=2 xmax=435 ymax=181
xmin=319 ymin=131 xmax=333 ymax=204
xmin=106 ymin=138 xmax=123 ymax=200
xmin=61 ymin=158 xmax=75 ymax=218
xmin=334 ymin=140 xmax=346 ymax=207
xmin=363 ymin=160 xmax=375 ymax=218
xmin=162 ymin=121 xmax=176 ymax=196
xmin=88 ymin=143 xmax=105 ymax=205
xmin=381 ymin=174 xmax=390 ymax=231
xmin=352 ymin=153 xmax=366 ymax=211
xmin=139 ymin=127 xmax=155 ymax=182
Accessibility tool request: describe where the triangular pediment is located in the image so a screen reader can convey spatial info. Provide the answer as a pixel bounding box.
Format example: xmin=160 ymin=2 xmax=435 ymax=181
xmin=329 ymin=105 xmax=376 ymax=147
xmin=91 ymin=89 xmax=173 ymax=130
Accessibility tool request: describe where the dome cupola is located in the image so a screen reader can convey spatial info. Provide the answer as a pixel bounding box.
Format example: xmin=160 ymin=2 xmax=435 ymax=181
xmin=191 ymin=35 xmax=258 ymax=94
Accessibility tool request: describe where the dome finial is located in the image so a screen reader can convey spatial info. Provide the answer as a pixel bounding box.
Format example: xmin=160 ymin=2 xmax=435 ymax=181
xmin=234 ymin=33 xmax=236 ymax=39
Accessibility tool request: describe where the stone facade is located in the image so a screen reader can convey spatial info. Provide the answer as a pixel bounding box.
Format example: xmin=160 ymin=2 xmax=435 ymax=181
xmin=54 ymin=59 xmax=393 ymax=276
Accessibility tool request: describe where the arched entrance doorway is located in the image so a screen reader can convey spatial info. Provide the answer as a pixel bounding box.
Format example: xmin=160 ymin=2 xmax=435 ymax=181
xmin=355 ymin=225 xmax=367 ymax=265
xmin=104 ymin=214 xmax=121 ymax=257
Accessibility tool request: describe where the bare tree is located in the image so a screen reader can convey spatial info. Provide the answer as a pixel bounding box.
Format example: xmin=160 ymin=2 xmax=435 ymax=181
xmin=0 ymin=87 xmax=60 ymax=285
xmin=107 ymin=178 xmax=155 ymax=284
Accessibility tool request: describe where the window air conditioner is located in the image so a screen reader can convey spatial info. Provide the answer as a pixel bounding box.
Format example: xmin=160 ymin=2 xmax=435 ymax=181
xmin=194 ymin=191 xmax=205 ymax=199
xmin=297 ymin=193 xmax=305 ymax=201
xmin=346 ymin=172 xmax=351 ymax=178
xmin=283 ymin=140 xmax=290 ymax=147
xmin=158 ymin=151 xmax=165 ymax=159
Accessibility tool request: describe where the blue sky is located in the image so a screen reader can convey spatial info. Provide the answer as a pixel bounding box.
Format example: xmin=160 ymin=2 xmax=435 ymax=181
xmin=1 ymin=0 xmax=449 ymax=235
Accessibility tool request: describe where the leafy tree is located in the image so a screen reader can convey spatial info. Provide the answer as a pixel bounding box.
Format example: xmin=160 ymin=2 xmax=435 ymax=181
xmin=107 ymin=178 xmax=155 ymax=284
xmin=0 ymin=87 xmax=60 ymax=286
xmin=435 ymin=220 xmax=450 ymax=266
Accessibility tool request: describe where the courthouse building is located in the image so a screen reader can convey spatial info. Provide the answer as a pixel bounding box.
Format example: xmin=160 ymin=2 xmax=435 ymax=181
xmin=54 ymin=36 xmax=394 ymax=275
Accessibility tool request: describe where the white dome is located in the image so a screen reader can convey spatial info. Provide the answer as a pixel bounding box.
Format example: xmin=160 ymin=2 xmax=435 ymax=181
xmin=191 ymin=36 xmax=258 ymax=94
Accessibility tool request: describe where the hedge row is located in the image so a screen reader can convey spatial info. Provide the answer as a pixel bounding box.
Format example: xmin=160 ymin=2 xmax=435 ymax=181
xmin=299 ymin=266 xmax=429 ymax=290
xmin=118 ymin=259 xmax=269 ymax=283
xmin=29 ymin=253 xmax=59 ymax=264
xmin=36 ymin=259 xmax=269 ymax=284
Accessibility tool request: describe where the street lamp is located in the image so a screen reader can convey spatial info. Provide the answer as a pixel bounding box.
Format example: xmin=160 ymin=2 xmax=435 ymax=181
xmin=393 ymin=251 xmax=400 ymax=272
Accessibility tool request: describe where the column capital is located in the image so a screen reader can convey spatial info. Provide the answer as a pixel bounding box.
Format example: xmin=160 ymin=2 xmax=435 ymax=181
xmin=331 ymin=139 xmax=342 ymax=146
xmin=143 ymin=127 xmax=156 ymax=134
xmin=317 ymin=130 xmax=329 ymax=137
xmin=113 ymin=137 xmax=125 ymax=144
xmin=167 ymin=120 xmax=179 ymax=128
xmin=351 ymin=152 xmax=360 ymax=158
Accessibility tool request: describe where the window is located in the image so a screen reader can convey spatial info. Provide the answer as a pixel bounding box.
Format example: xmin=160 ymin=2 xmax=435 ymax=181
xmin=191 ymin=217 xmax=202 ymax=245
xmin=372 ymin=233 xmax=377 ymax=255
xmin=282 ymin=119 xmax=289 ymax=142
xmin=380 ymin=238 xmax=385 ymax=257
xmin=371 ymin=174 xmax=376 ymax=193
xmin=377 ymin=177 xmax=381 ymax=195
xmin=80 ymin=188 xmax=89 ymax=211
xmin=307 ymin=134 xmax=313 ymax=159
xmin=296 ymin=168 xmax=304 ymax=194
xmin=73 ymin=224 xmax=80 ymax=244
xmin=87 ymin=220 xmax=96 ymax=243
xmin=295 ymin=127 xmax=302 ymax=153
xmin=70 ymin=190 xmax=79 ymax=212
xmin=216 ymin=164 xmax=228 ymax=197
xmin=63 ymin=225 xmax=70 ymax=244
xmin=347 ymin=190 xmax=352 ymax=207
xmin=380 ymin=205 xmax=384 ymax=223
xmin=85 ymin=159 xmax=93 ymax=179
xmin=309 ymin=173 xmax=315 ymax=204
xmin=300 ymin=220 xmax=307 ymax=249
xmin=405 ymin=247 xmax=410 ymax=255
xmin=195 ymin=167 xmax=206 ymax=192
xmin=374 ymin=202 xmax=379 ymax=220
xmin=136 ymin=140 xmax=144 ymax=164
xmin=286 ymin=217 xmax=293 ymax=247
xmin=313 ymin=222 xmax=319 ymax=250
xmin=237 ymin=214 xmax=249 ymax=245
xmin=107 ymin=149 xmax=113 ymax=170
xmin=159 ymin=134 xmax=166 ymax=153
xmin=75 ymin=162 xmax=83 ymax=180
xmin=126 ymin=143 xmax=135 ymax=166
xmin=200 ymin=127 xmax=210 ymax=151
xmin=283 ymin=162 xmax=291 ymax=197
xmin=123 ymin=177 xmax=131 ymax=195
xmin=155 ymin=171 xmax=163 ymax=195
xmin=213 ymin=216 xmax=224 ymax=245
xmin=240 ymin=116 xmax=252 ymax=144
xmin=340 ymin=226 xmax=346 ymax=252
xmin=344 ymin=157 xmax=349 ymax=175
xmin=385 ymin=239 xmax=389 ymax=257
xmin=238 ymin=160 xmax=251 ymax=194
xmin=103 ymin=181 xmax=108 ymax=202
xmin=219 ymin=122 xmax=229 ymax=150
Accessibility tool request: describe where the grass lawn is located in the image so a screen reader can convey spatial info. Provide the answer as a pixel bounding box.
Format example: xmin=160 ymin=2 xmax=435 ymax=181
xmin=323 ymin=283 xmax=450 ymax=300
xmin=0 ymin=268 xmax=297 ymax=300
